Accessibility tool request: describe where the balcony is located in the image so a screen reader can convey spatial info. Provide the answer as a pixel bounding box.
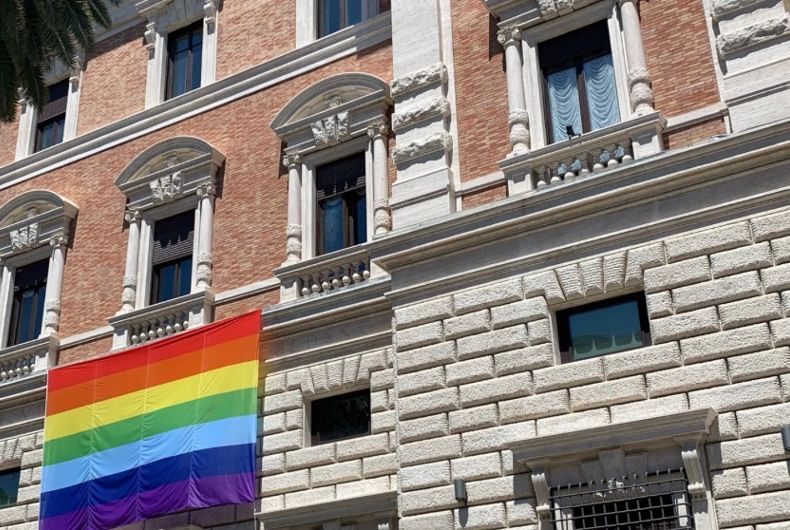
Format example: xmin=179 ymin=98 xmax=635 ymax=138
xmin=108 ymin=290 xmax=215 ymax=349
xmin=0 ymin=335 xmax=57 ymax=398
xmin=500 ymin=112 xmax=666 ymax=194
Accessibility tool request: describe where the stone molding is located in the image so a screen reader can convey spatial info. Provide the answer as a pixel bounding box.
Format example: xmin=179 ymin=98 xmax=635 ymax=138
xmin=256 ymin=491 xmax=397 ymax=529
xmin=711 ymin=0 xmax=772 ymax=19
xmin=0 ymin=335 xmax=58 ymax=398
xmin=391 ymin=96 xmax=451 ymax=132
xmin=390 ymin=63 xmax=448 ymax=98
xmin=716 ymin=13 xmax=790 ymax=56
xmin=0 ymin=190 xmax=77 ymax=259
xmin=391 ymin=132 xmax=453 ymax=166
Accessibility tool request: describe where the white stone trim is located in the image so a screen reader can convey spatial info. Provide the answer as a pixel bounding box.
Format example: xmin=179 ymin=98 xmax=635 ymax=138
xmin=136 ymin=0 xmax=221 ymax=108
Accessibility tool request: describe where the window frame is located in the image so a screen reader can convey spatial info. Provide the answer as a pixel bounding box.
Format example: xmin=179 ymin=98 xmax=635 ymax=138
xmin=315 ymin=152 xmax=368 ymax=255
xmin=308 ymin=388 xmax=372 ymax=446
xmin=315 ymin=0 xmax=388 ymax=39
xmin=555 ymin=291 xmax=651 ymax=364
xmin=7 ymin=258 xmax=49 ymax=348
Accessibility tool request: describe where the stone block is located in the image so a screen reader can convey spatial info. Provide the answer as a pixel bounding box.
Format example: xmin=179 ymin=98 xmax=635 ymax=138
xmin=371 ymin=389 xmax=389 ymax=412
xmin=400 ymin=435 xmax=462 ymax=466
xmin=400 ymin=511 xmax=455 ymax=530
xmin=494 ymin=344 xmax=554 ymax=375
xmin=603 ymin=343 xmax=681 ymax=379
xmin=262 ymin=413 xmax=285 ymax=434
xmin=371 ymin=410 xmax=397 ymax=433
xmin=396 ymin=296 xmax=454 ymax=328
xmin=711 ymin=468 xmax=748 ymax=498
xmin=672 ymin=271 xmax=761 ymax=312
xmin=523 ymin=271 xmax=565 ymax=303
xmin=506 ymin=499 xmax=538 ymax=525
xmin=710 ymin=412 xmax=739 ymax=442
xmin=720 ymin=294 xmax=783 ymax=330
xmin=260 ymin=454 xmax=285 ymax=476
xmin=460 ymin=373 xmax=534 ymax=407
xmin=454 ymin=278 xmax=523 ymax=315
xmin=363 ymin=453 xmax=397 ymax=478
xmin=708 ymin=433 xmax=786 ymax=470
xmin=711 ymin=242 xmax=773 ymax=278
xmin=397 ymin=366 xmax=446 ymax=397
xmin=527 ymin=319 xmax=552 ymax=345
xmin=772 ymin=234 xmax=790 ymax=264
xmin=499 ymin=390 xmax=570 ymax=423
xmin=398 ymin=342 xmax=456 ymax=373
xmin=625 ymin=243 xmax=665 ymax=285
xmin=445 ymin=310 xmax=490 ymax=339
xmin=450 ymin=453 xmax=503 ymax=481
xmin=464 ymin=473 xmax=534 ymax=503
xmin=610 ymin=394 xmax=689 ymax=424
xmin=772 ymin=318 xmax=790 ymax=347
xmin=400 ymin=460 xmax=451 ymax=491
xmin=264 ymin=373 xmax=287 ymax=395
xmin=457 ymin=325 xmax=528 ymax=360
xmin=534 ymin=357 xmax=605 ymax=393
xmin=665 ymin=222 xmax=752 ymax=262
xmin=651 ymin=307 xmax=720 ymax=343
xmin=581 ymin=257 xmax=604 ymax=296
xmin=285 ymin=409 xmax=303 ymax=430
xmin=716 ymin=491 xmax=790 ymax=526
xmin=681 ymin=323 xmax=772 ymax=363
xmin=399 ymin=387 xmax=460 ymax=420
xmin=729 ymin=348 xmax=790 ymax=383
xmin=311 ymin=460 xmax=363 ymax=486
xmin=263 ymin=390 xmax=302 ymax=415
xmin=446 ymin=355 xmax=495 ymax=386
xmin=284 ymin=485 xmax=334 ymax=508
xmin=490 ymin=298 xmax=549 ymax=329
xmin=690 ymin=377 xmax=782 ymax=413
xmin=261 ymin=430 xmax=302 ymax=455
xmin=537 ymin=408 xmax=610 ymax=436
xmin=335 ymin=433 xmax=389 ymax=461
xmin=401 ymin=485 xmax=458 ymax=515
xmin=462 ymin=423 xmax=536 ymax=456
xmin=752 ymin=211 xmax=790 ymax=242
xmin=646 ymin=291 xmax=674 ymax=318
xmin=448 ymin=404 xmax=499 ymax=433
xmin=646 ymin=359 xmax=728 ymax=397
xmin=747 ymin=462 xmax=790 ymax=493
xmin=397 ymin=322 xmax=444 ymax=351
xmin=0 ymin=505 xmax=26 ymax=525
xmin=557 ymin=264 xmax=584 ymax=300
xmin=644 ymin=256 xmax=710 ymax=293
xmin=259 ymin=469 xmax=310 ymax=495
xmin=570 ymin=376 xmax=647 ymax=410
xmin=399 ymin=413 xmax=449 ymax=443
xmin=285 ymin=444 xmax=336 ymax=470
xmin=453 ymin=503 xmax=507 ymax=530
xmin=737 ymin=403 xmax=790 ymax=437
xmin=370 ymin=368 xmax=394 ymax=391
xmin=762 ymin=263 xmax=790 ymax=293
xmin=604 ymin=252 xmax=627 ymax=291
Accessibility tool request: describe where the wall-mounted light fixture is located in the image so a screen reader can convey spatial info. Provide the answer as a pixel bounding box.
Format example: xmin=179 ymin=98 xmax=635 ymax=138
xmin=454 ymin=479 xmax=467 ymax=504
xmin=782 ymin=425 xmax=790 ymax=452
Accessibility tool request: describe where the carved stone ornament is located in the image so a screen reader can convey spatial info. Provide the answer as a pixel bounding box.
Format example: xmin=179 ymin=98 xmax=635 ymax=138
xmin=149 ymin=172 xmax=183 ymax=204
xmin=676 ymin=437 xmax=708 ymax=501
xmin=144 ymin=22 xmax=157 ymax=56
xmin=391 ymin=131 xmax=453 ymax=166
xmin=124 ymin=208 xmax=142 ymax=224
xmin=311 ymin=112 xmax=350 ymax=146
xmin=196 ymin=250 xmax=213 ymax=285
xmin=390 ymin=63 xmax=448 ymax=98
xmin=10 ymin=223 xmax=39 ymax=253
xmin=283 ymin=153 xmax=302 ymax=169
xmin=374 ymin=198 xmax=392 ymax=233
xmin=367 ymin=121 xmax=389 ymax=138
xmin=530 ymin=465 xmax=552 ymax=521
xmin=392 ymin=96 xmax=450 ymax=132
xmin=716 ymin=13 xmax=790 ymax=56
xmin=497 ymin=27 xmax=522 ymax=47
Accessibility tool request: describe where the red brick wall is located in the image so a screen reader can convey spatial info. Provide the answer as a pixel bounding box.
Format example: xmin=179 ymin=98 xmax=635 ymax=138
xmin=462 ymin=183 xmax=508 ymax=210
xmin=0 ymin=117 xmax=19 ymax=167
xmin=0 ymin=44 xmax=392 ymax=350
xmin=641 ymin=0 xmax=721 ymax=118
xmin=451 ymin=0 xmax=510 ymax=182
xmin=664 ymin=117 xmax=726 ymax=150
xmin=78 ymin=23 xmax=148 ymax=135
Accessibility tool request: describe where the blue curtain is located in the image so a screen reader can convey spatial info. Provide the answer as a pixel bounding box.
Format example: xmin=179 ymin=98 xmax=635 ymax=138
xmin=546 ymin=67 xmax=582 ymax=144
xmin=321 ymin=197 xmax=345 ymax=254
xmin=583 ymin=54 xmax=620 ymax=131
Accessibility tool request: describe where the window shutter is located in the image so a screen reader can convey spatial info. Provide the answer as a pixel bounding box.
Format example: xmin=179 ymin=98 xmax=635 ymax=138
xmin=315 ymin=153 xmax=366 ymax=201
xmin=38 ymin=80 xmax=69 ymax=123
xmin=152 ymin=211 xmax=194 ymax=265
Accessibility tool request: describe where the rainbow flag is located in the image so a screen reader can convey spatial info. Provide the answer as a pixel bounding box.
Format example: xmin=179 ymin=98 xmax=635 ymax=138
xmin=39 ymin=311 xmax=261 ymax=530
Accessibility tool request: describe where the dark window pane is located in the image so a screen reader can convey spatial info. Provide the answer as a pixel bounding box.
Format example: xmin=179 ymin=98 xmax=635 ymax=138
xmin=191 ymin=39 xmax=203 ymax=91
xmin=151 ymin=256 xmax=192 ymax=304
xmin=316 ymin=153 xmax=367 ymax=255
xmin=8 ymin=260 xmax=48 ymax=347
xmin=320 ymin=196 xmax=345 ymax=254
xmin=178 ymin=257 xmax=193 ymax=297
xmin=150 ymin=211 xmax=194 ymax=304
xmin=351 ymin=191 xmax=366 ymax=245
xmin=347 ymin=0 xmax=363 ymax=25
xmin=557 ymin=293 xmax=650 ymax=362
xmin=321 ymin=0 xmax=342 ymax=36
xmin=0 ymin=469 xmax=20 ymax=507
xmin=166 ymin=22 xmax=203 ymax=99
xmin=311 ymin=390 xmax=370 ymax=444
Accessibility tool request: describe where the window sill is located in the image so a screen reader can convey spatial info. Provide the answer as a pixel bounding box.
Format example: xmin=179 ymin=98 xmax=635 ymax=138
xmin=107 ymin=289 xmax=215 ymax=350
xmin=500 ymin=111 xmax=666 ymax=195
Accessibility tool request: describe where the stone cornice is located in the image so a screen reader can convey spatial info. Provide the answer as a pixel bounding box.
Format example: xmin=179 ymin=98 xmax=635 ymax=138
xmin=256 ymin=491 xmax=397 ymax=528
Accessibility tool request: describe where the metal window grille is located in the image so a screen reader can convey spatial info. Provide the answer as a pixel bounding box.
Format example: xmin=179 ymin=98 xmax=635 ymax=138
xmin=549 ymin=468 xmax=694 ymax=530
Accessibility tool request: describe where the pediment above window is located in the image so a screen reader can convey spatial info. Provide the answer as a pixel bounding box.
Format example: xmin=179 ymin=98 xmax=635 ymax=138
xmin=136 ymin=0 xmax=218 ymax=31
xmin=0 ymin=190 xmax=77 ymax=259
xmin=484 ymin=0 xmax=605 ymax=25
xmin=271 ymin=73 xmax=392 ymax=154
xmin=115 ymin=136 xmax=225 ymax=211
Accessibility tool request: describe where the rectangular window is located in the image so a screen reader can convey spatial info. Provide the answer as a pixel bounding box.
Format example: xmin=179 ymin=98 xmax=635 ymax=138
xmin=539 ymin=20 xmax=621 ymax=144
xmin=8 ymin=259 xmax=48 ymax=347
xmin=556 ymin=292 xmax=650 ymax=363
xmin=317 ymin=0 xmax=390 ymax=38
xmin=166 ymin=21 xmax=203 ymax=100
xmin=0 ymin=468 xmax=20 ymax=507
xmin=316 ymin=153 xmax=367 ymax=255
xmin=150 ymin=211 xmax=194 ymax=304
xmin=34 ymin=80 xmax=69 ymax=152
xmin=310 ymin=389 xmax=371 ymax=445
xmin=550 ymin=468 xmax=693 ymax=530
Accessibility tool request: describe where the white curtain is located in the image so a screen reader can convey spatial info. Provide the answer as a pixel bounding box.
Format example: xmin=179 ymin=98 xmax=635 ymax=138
xmin=546 ymin=67 xmax=582 ymax=144
xmin=583 ymin=54 xmax=620 ymax=131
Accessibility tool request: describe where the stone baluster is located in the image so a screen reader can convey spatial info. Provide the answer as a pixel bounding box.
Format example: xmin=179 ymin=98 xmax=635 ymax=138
xmin=497 ymin=27 xmax=531 ymax=155
xmin=42 ymin=235 xmax=67 ymax=336
xmin=120 ymin=209 xmax=142 ymax=313
xmin=284 ymin=154 xmax=303 ymax=265
xmin=196 ymin=183 xmax=216 ymax=290
xmin=368 ymin=122 xmax=392 ymax=236
xmin=619 ymin=0 xmax=655 ymax=115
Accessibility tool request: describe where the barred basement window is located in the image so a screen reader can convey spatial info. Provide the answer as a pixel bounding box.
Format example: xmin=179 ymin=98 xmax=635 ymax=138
xmin=310 ymin=389 xmax=370 ymax=445
xmin=550 ymin=468 xmax=693 ymax=530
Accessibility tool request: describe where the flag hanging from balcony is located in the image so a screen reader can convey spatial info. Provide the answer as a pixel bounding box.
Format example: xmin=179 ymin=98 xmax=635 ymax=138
xmin=39 ymin=310 xmax=261 ymax=530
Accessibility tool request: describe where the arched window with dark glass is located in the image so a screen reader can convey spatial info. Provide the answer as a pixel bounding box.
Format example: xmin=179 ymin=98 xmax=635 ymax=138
xmin=317 ymin=0 xmax=390 ymax=38
xmin=316 ymin=153 xmax=367 ymax=255
xmin=166 ymin=21 xmax=203 ymax=100
xmin=150 ymin=211 xmax=194 ymax=304
xmin=8 ymin=259 xmax=48 ymax=347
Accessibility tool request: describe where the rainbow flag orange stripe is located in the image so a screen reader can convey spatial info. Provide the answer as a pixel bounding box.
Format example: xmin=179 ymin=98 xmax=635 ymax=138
xmin=39 ymin=311 xmax=261 ymax=530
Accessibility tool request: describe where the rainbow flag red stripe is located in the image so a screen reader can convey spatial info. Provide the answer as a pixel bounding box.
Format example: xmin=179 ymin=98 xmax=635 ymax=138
xmin=39 ymin=311 xmax=261 ymax=530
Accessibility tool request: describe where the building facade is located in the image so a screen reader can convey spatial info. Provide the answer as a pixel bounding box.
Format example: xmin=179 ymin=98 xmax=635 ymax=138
xmin=0 ymin=0 xmax=789 ymax=528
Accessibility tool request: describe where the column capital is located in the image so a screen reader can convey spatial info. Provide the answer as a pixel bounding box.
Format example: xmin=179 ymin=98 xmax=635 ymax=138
xmin=367 ymin=120 xmax=389 ymax=139
xmin=197 ymin=182 xmax=217 ymax=198
xmin=49 ymin=234 xmax=69 ymax=249
xmin=283 ymin=153 xmax=302 ymax=169
xmin=497 ymin=26 xmax=522 ymax=47
xmin=124 ymin=208 xmax=142 ymax=224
